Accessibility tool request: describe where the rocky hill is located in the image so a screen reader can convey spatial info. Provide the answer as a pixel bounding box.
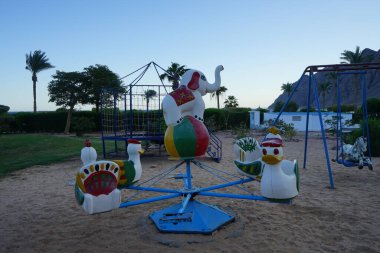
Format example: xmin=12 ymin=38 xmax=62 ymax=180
xmin=268 ymin=48 xmax=380 ymax=110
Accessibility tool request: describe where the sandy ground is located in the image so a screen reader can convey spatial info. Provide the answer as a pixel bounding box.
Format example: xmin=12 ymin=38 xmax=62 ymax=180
xmin=1 ymin=131 xmax=379 ymax=253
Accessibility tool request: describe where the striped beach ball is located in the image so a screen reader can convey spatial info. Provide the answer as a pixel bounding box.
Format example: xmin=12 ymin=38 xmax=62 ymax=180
xmin=164 ymin=116 xmax=209 ymax=159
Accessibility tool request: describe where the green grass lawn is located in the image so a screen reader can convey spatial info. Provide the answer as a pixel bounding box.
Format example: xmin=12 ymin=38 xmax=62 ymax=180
xmin=0 ymin=134 xmax=117 ymax=177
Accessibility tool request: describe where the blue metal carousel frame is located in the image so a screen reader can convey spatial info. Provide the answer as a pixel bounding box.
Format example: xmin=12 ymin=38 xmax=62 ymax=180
xmin=119 ymin=159 xmax=277 ymax=234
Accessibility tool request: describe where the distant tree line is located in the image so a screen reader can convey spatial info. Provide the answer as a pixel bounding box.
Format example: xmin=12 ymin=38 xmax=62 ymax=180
xmin=24 ymin=50 xmax=125 ymax=134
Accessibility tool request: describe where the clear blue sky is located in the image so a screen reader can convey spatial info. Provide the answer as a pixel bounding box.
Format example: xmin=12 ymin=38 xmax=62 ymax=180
xmin=1 ymin=0 xmax=379 ymax=112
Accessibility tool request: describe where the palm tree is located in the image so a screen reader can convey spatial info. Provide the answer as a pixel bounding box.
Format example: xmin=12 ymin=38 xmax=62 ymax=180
xmin=319 ymin=82 xmax=332 ymax=109
xmin=340 ymin=46 xmax=371 ymax=64
xmin=281 ymin=82 xmax=293 ymax=97
xmin=25 ymin=50 xmax=54 ymax=113
xmin=210 ymin=86 xmax=228 ymax=109
xmin=144 ymin=89 xmax=157 ymax=111
xmin=224 ymin=95 xmax=239 ymax=108
xmin=340 ymin=46 xmax=373 ymax=104
xmin=160 ymin=62 xmax=188 ymax=90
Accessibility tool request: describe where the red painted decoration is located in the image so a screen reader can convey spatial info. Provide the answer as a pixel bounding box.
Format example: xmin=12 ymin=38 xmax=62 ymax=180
xmin=169 ymin=86 xmax=195 ymax=106
xmin=84 ymin=171 xmax=118 ymax=196
xmin=187 ymin=72 xmax=200 ymax=90
xmin=187 ymin=116 xmax=209 ymax=156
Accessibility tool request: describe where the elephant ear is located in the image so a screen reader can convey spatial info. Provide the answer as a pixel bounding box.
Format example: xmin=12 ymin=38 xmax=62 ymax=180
xmin=187 ymin=72 xmax=200 ymax=90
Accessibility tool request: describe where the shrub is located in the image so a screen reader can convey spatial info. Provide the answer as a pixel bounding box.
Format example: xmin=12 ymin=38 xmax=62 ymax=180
xmin=71 ymin=117 xmax=96 ymax=136
xmin=0 ymin=105 xmax=12 ymax=133
xmin=327 ymin=104 xmax=357 ymax=112
xmin=0 ymin=105 xmax=10 ymax=115
xmin=324 ymin=116 xmax=353 ymax=136
xmin=263 ymin=119 xmax=297 ymax=141
xmin=351 ymin=98 xmax=380 ymax=124
xmin=276 ymin=120 xmax=297 ymax=141
xmin=231 ymin=122 xmax=251 ymax=139
xmin=299 ymin=107 xmax=316 ymax=112
xmin=204 ymin=108 xmax=250 ymax=130
xmin=366 ymin=98 xmax=380 ymax=119
xmin=273 ymin=101 xmax=299 ymax=112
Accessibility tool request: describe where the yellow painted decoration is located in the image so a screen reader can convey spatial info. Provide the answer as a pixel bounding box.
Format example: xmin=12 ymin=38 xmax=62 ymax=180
xmin=240 ymin=150 xmax=245 ymax=162
xmin=101 ymin=163 xmax=105 ymax=170
xmin=80 ymin=173 xmax=85 ymax=179
xmin=89 ymin=165 xmax=94 ymax=172
xmin=76 ymin=173 xmax=86 ymax=192
xmin=113 ymin=160 xmax=126 ymax=185
xmin=164 ymin=125 xmax=180 ymax=157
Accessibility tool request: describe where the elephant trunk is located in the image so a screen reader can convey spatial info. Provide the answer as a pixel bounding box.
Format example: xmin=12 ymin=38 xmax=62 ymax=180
xmin=206 ymin=65 xmax=224 ymax=93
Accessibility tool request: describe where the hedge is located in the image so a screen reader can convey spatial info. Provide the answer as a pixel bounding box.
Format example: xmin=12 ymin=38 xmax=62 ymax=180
xmin=1 ymin=108 xmax=252 ymax=134
xmin=204 ymin=108 xmax=251 ymax=131
xmin=8 ymin=111 xmax=100 ymax=133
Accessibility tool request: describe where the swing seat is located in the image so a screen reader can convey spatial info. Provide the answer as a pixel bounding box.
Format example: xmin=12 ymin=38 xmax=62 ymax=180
xmin=335 ymin=158 xmax=371 ymax=168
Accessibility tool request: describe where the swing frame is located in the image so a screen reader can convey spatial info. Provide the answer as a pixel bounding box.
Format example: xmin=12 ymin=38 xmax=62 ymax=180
xmin=272 ymin=62 xmax=380 ymax=189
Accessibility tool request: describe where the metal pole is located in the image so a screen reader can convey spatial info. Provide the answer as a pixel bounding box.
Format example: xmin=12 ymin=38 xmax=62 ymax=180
xmin=362 ymin=74 xmax=372 ymax=159
xmin=273 ymin=74 xmax=305 ymax=125
xmin=129 ymin=83 xmax=133 ymax=138
xmin=312 ymin=75 xmax=335 ymax=189
xmin=124 ymin=93 xmax=128 ymax=153
xmin=113 ymin=92 xmax=118 ymax=152
xmin=336 ymin=75 xmax=341 ymax=162
xmin=178 ymin=194 xmax=192 ymax=214
xmin=100 ymin=89 xmax=106 ymax=158
xmin=199 ymin=177 xmax=254 ymax=192
xmin=119 ymin=193 xmax=181 ymax=208
xmin=303 ymin=73 xmax=312 ymax=169
xmin=198 ymin=192 xmax=269 ymax=201
xmin=186 ymin=160 xmax=192 ymax=190
xmin=126 ymin=185 xmax=179 ymax=194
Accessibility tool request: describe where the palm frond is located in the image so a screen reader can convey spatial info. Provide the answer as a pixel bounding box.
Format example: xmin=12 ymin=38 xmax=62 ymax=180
xmin=25 ymin=50 xmax=54 ymax=73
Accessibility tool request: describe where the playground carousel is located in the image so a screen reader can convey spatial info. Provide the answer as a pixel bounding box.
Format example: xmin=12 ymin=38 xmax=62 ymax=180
xmin=74 ymin=65 xmax=299 ymax=234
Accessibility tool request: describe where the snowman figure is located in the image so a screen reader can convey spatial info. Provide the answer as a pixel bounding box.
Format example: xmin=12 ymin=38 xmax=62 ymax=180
xmin=260 ymin=127 xmax=299 ymax=200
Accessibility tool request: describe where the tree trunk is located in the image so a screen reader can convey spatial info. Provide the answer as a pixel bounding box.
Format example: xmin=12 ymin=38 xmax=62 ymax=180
xmin=64 ymin=106 xmax=74 ymax=134
xmin=32 ymin=73 xmax=37 ymax=113
xmin=217 ymin=94 xmax=220 ymax=109
xmin=172 ymin=80 xmax=179 ymax=90
xmin=95 ymin=101 xmax=100 ymax=113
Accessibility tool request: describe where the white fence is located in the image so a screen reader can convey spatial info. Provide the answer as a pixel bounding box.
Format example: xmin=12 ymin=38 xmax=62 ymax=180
xmin=250 ymin=111 xmax=353 ymax=131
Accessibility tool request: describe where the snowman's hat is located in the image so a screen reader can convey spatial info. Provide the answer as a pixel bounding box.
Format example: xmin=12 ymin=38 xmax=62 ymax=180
xmin=84 ymin=139 xmax=92 ymax=147
xmin=262 ymin=127 xmax=283 ymax=147
xmin=128 ymin=139 xmax=141 ymax=144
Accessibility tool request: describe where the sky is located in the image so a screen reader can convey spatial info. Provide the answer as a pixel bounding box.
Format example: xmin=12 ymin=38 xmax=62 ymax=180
xmin=1 ymin=0 xmax=379 ymax=112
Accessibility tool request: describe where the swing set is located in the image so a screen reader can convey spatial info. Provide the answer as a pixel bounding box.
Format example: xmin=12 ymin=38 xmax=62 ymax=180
xmin=273 ymin=62 xmax=380 ymax=189
xmin=334 ymin=72 xmax=372 ymax=168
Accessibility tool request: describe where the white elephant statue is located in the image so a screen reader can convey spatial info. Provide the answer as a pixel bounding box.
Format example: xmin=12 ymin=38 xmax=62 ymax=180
xmin=162 ymin=65 xmax=224 ymax=126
